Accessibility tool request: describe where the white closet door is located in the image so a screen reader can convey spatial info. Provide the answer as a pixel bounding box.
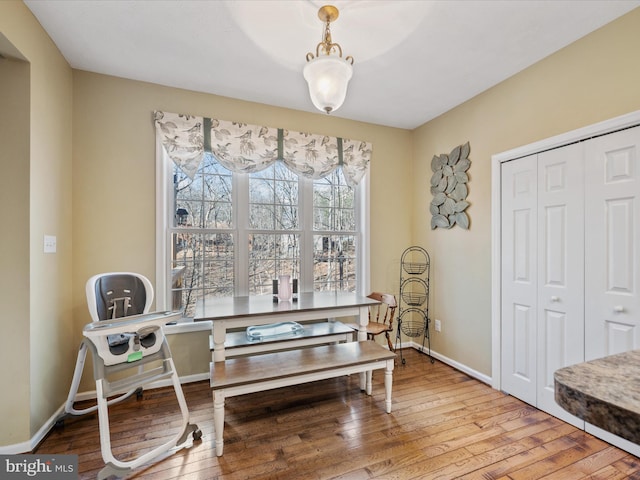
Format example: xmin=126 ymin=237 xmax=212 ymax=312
xmin=536 ymin=144 xmax=584 ymax=428
xmin=501 ymin=155 xmax=537 ymax=405
xmin=584 ymin=125 xmax=640 ymax=455
xmin=585 ymin=126 xmax=640 ymax=360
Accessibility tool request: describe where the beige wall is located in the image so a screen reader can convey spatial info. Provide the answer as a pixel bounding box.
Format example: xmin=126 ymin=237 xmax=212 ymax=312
xmin=72 ymin=71 xmax=414 ymax=385
xmin=412 ymin=7 xmax=640 ymax=376
xmin=0 ymin=0 xmax=73 ymax=446
xmin=0 ymin=50 xmax=30 ymax=445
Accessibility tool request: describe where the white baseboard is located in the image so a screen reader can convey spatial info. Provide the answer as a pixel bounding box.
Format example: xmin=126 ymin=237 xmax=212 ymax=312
xmin=0 ymin=372 xmax=210 ymax=454
xmin=0 ymin=401 xmax=66 ymax=455
xmin=0 ymin=440 xmax=33 ymax=455
xmin=405 ymin=341 xmax=493 ymax=386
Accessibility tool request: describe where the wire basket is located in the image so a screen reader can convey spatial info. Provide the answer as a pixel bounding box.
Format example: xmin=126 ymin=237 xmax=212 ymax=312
xmin=401 ymin=291 xmax=427 ymax=306
xmin=400 ymin=278 xmax=428 ymax=306
xmin=401 ymin=246 xmax=430 ymax=275
xmin=402 ymin=262 xmax=428 ymax=275
xmin=398 ymin=308 xmax=428 ymax=338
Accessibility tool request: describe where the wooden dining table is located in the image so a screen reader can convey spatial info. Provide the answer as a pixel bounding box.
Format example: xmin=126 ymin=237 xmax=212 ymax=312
xmin=194 ymin=291 xmax=379 ymax=362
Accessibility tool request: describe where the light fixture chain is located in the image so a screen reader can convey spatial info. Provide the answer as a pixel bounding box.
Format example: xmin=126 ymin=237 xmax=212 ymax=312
xmin=323 ymin=19 xmax=333 ymax=53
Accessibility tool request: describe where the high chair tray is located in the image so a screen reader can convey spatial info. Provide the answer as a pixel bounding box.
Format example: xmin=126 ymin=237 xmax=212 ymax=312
xmin=83 ymin=311 xmax=182 ymax=337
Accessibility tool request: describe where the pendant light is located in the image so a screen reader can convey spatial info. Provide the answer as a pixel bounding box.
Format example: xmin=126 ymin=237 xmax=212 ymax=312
xmin=303 ymin=5 xmax=354 ymax=114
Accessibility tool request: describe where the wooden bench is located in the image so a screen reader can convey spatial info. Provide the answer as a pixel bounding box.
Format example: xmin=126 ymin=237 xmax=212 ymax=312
xmin=209 ymin=320 xmax=356 ymax=358
xmin=209 ymin=341 xmax=395 ymax=456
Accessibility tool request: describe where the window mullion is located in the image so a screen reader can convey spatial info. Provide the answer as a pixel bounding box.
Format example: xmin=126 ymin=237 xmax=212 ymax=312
xmin=357 ymin=174 xmax=370 ymax=296
xmin=157 ymin=146 xmax=172 ymax=311
xmin=198 ymin=164 xmax=206 ymax=305
xmin=235 ymin=172 xmax=249 ymax=296
xmin=301 ymin=176 xmax=314 ymax=292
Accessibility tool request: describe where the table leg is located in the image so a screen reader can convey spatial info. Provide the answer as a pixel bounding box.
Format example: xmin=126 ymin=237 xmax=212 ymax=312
xmin=212 ymin=322 xmax=226 ymax=363
xmin=384 ymin=359 xmax=394 ymax=413
xmin=357 ymin=305 xmax=368 ymax=341
xmin=213 ymin=390 xmax=225 ymax=456
xmin=358 ymin=305 xmax=369 ymax=389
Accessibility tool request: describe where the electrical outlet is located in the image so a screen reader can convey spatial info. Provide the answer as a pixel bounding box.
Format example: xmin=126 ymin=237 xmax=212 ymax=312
xmin=44 ymin=235 xmax=57 ymax=254
xmin=434 ymin=319 xmax=442 ymax=332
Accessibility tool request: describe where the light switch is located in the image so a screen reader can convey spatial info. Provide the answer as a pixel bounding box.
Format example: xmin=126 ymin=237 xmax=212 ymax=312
xmin=44 ymin=235 xmax=57 ymax=253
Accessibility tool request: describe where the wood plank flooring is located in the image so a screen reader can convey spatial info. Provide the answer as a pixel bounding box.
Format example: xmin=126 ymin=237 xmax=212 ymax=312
xmin=36 ymin=349 xmax=640 ymax=479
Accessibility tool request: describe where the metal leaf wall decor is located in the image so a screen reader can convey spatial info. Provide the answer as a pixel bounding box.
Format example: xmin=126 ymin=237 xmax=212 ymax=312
xmin=429 ymin=142 xmax=471 ymax=230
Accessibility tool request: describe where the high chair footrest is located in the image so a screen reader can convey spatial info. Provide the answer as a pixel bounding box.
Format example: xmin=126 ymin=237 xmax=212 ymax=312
xmin=102 ymin=366 xmax=174 ymax=396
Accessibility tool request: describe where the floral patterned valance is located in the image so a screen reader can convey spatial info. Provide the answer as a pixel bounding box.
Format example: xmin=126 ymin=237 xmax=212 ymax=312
xmin=153 ymin=111 xmax=372 ymax=186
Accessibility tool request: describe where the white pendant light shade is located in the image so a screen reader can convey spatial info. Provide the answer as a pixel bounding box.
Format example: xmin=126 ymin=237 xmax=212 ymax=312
xmin=304 ymin=5 xmax=354 ymax=115
xmin=303 ymin=55 xmax=353 ymax=114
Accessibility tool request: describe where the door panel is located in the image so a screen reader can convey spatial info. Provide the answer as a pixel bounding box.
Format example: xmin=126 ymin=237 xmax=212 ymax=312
xmin=544 ymin=205 xmax=566 ymax=285
xmin=542 ymin=309 xmax=566 ymax=387
xmin=512 ymin=303 xmax=534 ymax=380
xmin=536 ymin=144 xmax=584 ymax=428
xmin=606 ymin=198 xmax=634 ymax=292
xmin=585 ymin=126 xmax=640 ymax=361
xmin=501 ymin=155 xmax=537 ymax=404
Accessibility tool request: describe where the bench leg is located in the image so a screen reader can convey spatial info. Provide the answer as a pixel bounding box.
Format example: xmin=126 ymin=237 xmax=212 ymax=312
xmin=385 ymin=359 xmax=394 ymax=413
xmin=213 ymin=390 xmax=225 ymax=456
xmin=366 ymin=370 xmax=372 ymax=395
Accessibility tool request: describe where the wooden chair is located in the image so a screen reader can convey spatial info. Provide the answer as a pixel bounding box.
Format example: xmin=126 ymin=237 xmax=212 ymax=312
xmin=349 ymin=292 xmax=397 ymax=351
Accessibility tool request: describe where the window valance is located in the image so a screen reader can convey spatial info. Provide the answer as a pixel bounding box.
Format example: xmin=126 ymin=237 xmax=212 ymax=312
xmin=153 ymin=111 xmax=372 ymax=186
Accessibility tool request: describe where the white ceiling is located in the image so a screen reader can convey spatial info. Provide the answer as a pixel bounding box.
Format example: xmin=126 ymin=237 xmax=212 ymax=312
xmin=24 ymin=0 xmax=640 ymax=130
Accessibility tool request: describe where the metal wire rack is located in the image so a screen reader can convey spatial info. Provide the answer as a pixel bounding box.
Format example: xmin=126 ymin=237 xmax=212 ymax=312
xmin=395 ymin=246 xmax=434 ymax=365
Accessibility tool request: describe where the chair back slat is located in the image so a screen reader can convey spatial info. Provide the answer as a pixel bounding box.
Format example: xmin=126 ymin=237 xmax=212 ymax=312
xmin=367 ymin=292 xmax=397 ymax=328
xmin=352 ymin=292 xmax=398 ymax=352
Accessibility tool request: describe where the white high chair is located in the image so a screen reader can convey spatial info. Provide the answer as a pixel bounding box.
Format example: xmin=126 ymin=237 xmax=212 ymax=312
xmin=58 ymin=272 xmax=201 ymax=480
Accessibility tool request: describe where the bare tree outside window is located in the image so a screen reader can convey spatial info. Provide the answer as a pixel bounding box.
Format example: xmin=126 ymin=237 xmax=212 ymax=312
xmin=171 ymin=155 xmax=234 ymax=316
xmin=248 ymin=162 xmax=300 ymax=294
xmin=169 ymin=153 xmax=358 ymax=317
xmin=313 ymin=170 xmax=356 ymax=292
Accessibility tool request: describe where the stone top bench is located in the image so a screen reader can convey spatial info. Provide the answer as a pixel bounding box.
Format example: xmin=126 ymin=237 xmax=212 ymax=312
xmin=209 ymin=340 xmax=395 ymax=456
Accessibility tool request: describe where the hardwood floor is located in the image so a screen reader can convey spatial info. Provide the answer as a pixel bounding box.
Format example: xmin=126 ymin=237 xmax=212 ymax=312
xmin=37 ymin=349 xmax=640 ymax=479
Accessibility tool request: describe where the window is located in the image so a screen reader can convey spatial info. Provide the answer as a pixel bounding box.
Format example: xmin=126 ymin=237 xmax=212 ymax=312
xmin=154 ymin=111 xmax=372 ymax=318
xmin=312 ymin=170 xmax=357 ymax=292
xmin=158 ymin=151 xmax=369 ymax=317
xmin=247 ymin=161 xmax=300 ymax=295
